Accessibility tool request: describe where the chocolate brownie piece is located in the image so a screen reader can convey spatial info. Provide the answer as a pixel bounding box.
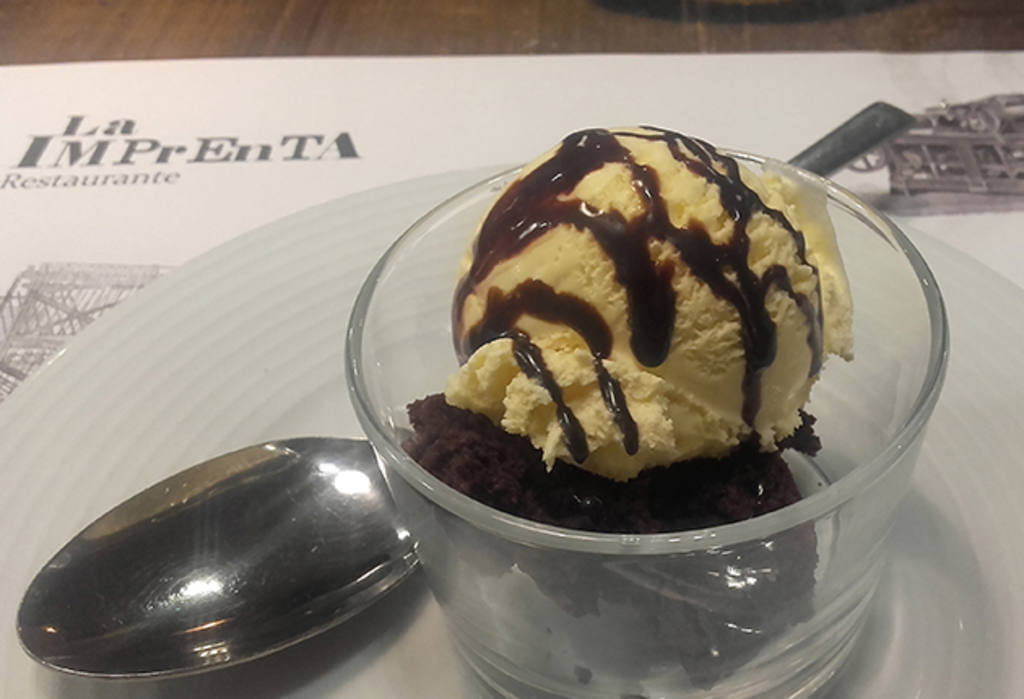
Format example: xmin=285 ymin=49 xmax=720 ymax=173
xmin=404 ymin=393 xmax=819 ymax=533
xmin=404 ymin=393 xmax=820 ymax=689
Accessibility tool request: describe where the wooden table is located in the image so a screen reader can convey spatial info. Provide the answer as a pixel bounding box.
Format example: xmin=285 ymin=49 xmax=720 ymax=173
xmin=1 ymin=0 xmax=1021 ymax=64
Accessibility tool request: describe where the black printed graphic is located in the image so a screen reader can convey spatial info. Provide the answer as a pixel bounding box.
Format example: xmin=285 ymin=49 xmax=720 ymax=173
xmin=0 ymin=264 xmax=167 ymax=402
xmin=2 ymin=115 xmax=359 ymax=191
xmin=846 ymin=94 xmax=1024 ymax=214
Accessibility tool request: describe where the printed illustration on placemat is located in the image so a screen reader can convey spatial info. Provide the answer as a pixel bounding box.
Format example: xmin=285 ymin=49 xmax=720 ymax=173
xmin=0 ymin=263 xmax=167 ymax=402
xmin=846 ymin=94 xmax=1024 ymax=215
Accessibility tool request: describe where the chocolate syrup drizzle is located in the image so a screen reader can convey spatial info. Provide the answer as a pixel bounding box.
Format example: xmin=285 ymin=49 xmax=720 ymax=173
xmin=453 ymin=127 xmax=822 ymax=463
xmin=465 ymin=280 xmax=640 ymax=460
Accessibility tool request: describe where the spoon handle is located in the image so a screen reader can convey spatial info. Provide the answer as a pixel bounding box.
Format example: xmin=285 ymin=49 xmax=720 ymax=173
xmin=788 ymin=101 xmax=916 ymax=176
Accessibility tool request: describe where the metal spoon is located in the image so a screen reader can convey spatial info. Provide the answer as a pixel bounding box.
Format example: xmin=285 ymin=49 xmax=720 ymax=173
xmin=16 ymin=101 xmax=914 ymax=681
xmin=788 ymin=101 xmax=916 ymax=176
xmin=17 ymin=438 xmax=416 ymax=679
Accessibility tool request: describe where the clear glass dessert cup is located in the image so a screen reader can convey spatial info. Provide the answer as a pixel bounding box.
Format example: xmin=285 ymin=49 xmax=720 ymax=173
xmin=346 ymin=154 xmax=949 ymax=698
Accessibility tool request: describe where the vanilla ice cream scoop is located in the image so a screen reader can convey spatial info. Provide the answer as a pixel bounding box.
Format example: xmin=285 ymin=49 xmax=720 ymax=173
xmin=446 ymin=127 xmax=852 ymax=481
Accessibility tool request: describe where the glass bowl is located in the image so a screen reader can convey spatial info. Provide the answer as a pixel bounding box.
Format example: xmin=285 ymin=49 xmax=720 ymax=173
xmin=346 ymin=154 xmax=948 ymax=698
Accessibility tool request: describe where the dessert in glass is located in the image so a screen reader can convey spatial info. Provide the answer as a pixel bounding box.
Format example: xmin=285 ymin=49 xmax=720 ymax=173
xmin=347 ymin=127 xmax=948 ymax=697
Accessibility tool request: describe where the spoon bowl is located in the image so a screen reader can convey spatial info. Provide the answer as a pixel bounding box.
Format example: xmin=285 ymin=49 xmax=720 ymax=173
xmin=17 ymin=437 xmax=417 ymax=679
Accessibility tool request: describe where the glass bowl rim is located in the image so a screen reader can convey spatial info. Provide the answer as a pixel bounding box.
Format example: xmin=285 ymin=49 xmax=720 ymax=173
xmin=346 ymin=150 xmax=950 ymax=554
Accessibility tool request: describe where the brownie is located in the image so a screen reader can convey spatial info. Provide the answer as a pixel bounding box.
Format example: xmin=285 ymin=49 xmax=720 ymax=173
xmin=404 ymin=393 xmax=819 ymax=533
xmin=403 ymin=393 xmax=820 ymax=689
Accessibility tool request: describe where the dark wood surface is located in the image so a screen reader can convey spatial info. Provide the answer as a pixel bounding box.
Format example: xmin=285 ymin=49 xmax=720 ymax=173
xmin=1 ymin=0 xmax=1021 ymax=65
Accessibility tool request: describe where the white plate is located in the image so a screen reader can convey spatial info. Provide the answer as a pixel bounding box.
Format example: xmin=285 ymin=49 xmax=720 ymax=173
xmin=0 ymin=171 xmax=1021 ymax=699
